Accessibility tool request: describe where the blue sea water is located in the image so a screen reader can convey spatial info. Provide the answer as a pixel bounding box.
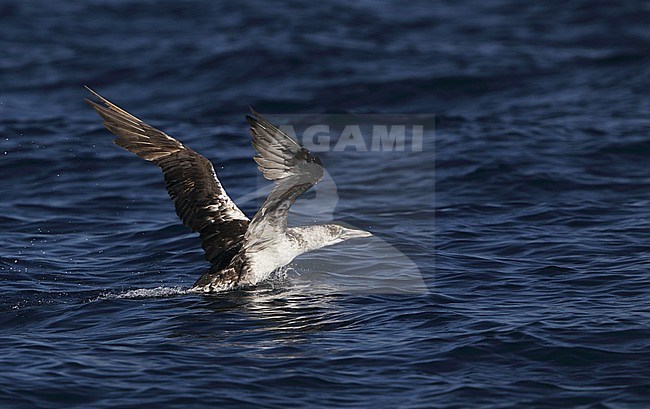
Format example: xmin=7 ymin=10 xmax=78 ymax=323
xmin=1 ymin=0 xmax=650 ymax=407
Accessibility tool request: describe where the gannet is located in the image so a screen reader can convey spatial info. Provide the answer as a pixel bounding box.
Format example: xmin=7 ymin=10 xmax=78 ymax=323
xmin=84 ymin=87 xmax=372 ymax=292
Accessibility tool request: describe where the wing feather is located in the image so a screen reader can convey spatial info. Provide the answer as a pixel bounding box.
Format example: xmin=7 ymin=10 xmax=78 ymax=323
xmin=243 ymin=109 xmax=323 ymax=245
xmin=85 ymin=87 xmax=249 ymax=264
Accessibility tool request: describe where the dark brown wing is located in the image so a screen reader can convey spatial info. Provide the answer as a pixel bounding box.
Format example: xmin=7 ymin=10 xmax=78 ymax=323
xmin=243 ymin=109 xmax=323 ymax=248
xmin=84 ymin=86 xmax=249 ymax=264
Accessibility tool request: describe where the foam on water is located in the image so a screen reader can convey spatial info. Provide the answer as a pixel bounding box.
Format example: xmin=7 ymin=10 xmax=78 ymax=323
xmin=94 ymin=286 xmax=189 ymax=300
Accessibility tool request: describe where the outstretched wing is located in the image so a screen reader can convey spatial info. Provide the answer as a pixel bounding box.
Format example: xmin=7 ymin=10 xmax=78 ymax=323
xmin=243 ymin=109 xmax=324 ymax=248
xmin=84 ymin=87 xmax=249 ymax=265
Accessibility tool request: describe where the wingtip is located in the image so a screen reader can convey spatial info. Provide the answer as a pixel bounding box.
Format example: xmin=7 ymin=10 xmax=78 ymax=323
xmin=84 ymin=98 xmax=105 ymax=112
xmin=246 ymin=107 xmax=272 ymax=130
xmin=84 ymin=85 xmax=100 ymax=98
xmin=84 ymin=85 xmax=110 ymax=108
xmin=245 ymin=114 xmax=258 ymax=127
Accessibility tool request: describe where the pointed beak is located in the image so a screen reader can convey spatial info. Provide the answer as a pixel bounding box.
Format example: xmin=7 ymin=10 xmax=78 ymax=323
xmin=340 ymin=228 xmax=373 ymax=240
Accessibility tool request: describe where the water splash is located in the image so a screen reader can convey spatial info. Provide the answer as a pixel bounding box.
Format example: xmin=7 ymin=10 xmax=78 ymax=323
xmin=94 ymin=286 xmax=189 ymax=300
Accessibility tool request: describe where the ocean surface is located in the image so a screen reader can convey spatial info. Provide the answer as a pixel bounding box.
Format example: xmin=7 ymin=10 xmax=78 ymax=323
xmin=1 ymin=0 xmax=650 ymax=407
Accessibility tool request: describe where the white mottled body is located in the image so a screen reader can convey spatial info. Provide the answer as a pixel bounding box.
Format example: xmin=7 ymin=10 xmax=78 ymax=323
xmin=242 ymin=234 xmax=300 ymax=285
xmin=239 ymin=225 xmax=355 ymax=286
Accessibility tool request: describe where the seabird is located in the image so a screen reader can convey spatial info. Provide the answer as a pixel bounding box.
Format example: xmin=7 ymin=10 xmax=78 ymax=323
xmin=84 ymin=87 xmax=372 ymax=292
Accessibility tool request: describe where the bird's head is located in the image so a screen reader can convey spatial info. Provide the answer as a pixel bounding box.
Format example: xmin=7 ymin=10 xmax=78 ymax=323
xmin=291 ymin=223 xmax=372 ymax=254
xmin=319 ymin=223 xmax=373 ymax=246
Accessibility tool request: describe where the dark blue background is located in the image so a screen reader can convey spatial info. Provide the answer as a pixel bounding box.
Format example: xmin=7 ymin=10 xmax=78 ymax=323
xmin=1 ymin=1 xmax=649 ymax=408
